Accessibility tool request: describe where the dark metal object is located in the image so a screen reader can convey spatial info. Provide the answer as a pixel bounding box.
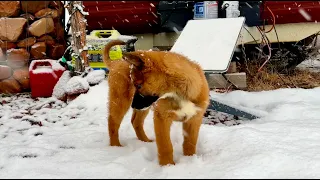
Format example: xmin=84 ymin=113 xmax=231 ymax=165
xmin=208 ymin=99 xmax=259 ymax=120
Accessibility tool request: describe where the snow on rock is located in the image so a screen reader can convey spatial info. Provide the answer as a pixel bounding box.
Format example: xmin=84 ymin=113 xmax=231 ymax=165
xmin=65 ymin=76 xmax=90 ymax=95
xmin=85 ymin=69 xmax=106 ymax=86
xmin=52 ymin=71 xmax=72 ymax=101
xmin=51 ymin=60 xmax=66 ymax=71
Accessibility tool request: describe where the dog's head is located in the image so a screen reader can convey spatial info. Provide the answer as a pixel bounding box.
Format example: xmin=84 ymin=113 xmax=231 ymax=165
xmin=122 ymin=51 xmax=167 ymax=98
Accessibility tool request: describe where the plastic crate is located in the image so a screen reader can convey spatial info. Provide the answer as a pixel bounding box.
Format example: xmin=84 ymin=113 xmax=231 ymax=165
xmin=72 ymin=30 xmax=137 ymax=71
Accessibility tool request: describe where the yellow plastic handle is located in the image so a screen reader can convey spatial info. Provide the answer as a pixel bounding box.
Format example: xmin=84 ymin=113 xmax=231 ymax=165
xmin=90 ymin=30 xmax=120 ymax=38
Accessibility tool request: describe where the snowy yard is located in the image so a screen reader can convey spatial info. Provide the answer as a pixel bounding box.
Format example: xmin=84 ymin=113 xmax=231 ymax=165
xmin=2 ymin=80 xmax=320 ymax=178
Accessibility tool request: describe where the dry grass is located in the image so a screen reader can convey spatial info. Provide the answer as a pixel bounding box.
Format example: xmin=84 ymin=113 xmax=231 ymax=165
xmin=244 ymin=62 xmax=320 ymax=92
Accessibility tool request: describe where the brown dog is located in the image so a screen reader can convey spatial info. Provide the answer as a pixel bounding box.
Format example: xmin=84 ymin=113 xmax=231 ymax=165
xmin=103 ymin=40 xmax=210 ymax=166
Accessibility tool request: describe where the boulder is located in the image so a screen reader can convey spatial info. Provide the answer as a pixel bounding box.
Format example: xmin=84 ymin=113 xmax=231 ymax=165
xmin=21 ymin=1 xmax=48 ymax=14
xmin=0 ymin=1 xmax=20 ymax=17
xmin=85 ymin=70 xmax=106 ymax=86
xmin=0 ymin=41 xmax=16 ymax=51
xmin=49 ymin=1 xmax=64 ymax=16
xmin=0 ymin=77 xmax=22 ymax=94
xmin=30 ymin=42 xmax=46 ymax=59
xmin=20 ymin=13 xmax=35 ymax=21
xmin=0 ymin=65 xmax=12 ymax=80
xmin=6 ymin=48 xmax=30 ymax=69
xmin=65 ymin=76 xmax=90 ymax=103
xmin=37 ymin=35 xmax=55 ymax=45
xmin=48 ymin=43 xmax=64 ymax=60
xmin=52 ymin=70 xmax=72 ymax=102
xmin=0 ymin=18 xmax=27 ymax=42
xmin=51 ymin=20 xmax=65 ymax=42
xmin=17 ymin=37 xmax=37 ymax=48
xmin=0 ymin=48 xmax=4 ymax=61
xmin=12 ymin=67 xmax=30 ymax=90
xmin=35 ymin=8 xmax=59 ymax=19
xmin=28 ymin=17 xmax=54 ymax=37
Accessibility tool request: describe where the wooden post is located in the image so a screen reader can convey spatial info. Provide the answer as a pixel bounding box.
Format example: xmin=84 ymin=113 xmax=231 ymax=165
xmin=66 ymin=1 xmax=89 ymax=72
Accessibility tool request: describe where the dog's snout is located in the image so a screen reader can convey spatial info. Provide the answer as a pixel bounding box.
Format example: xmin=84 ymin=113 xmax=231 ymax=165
xmin=136 ymin=84 xmax=142 ymax=89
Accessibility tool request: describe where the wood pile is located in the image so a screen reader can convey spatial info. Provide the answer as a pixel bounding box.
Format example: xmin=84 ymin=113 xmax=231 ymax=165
xmin=0 ymin=1 xmax=66 ymax=94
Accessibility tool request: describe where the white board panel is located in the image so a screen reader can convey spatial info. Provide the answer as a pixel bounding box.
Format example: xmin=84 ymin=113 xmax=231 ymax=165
xmin=170 ymin=17 xmax=245 ymax=73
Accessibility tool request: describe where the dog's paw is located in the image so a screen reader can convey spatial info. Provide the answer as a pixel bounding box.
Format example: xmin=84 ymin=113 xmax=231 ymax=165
xmin=141 ymin=138 xmax=154 ymax=143
xmin=159 ymin=160 xmax=175 ymax=166
xmin=110 ymin=142 xmax=123 ymax=147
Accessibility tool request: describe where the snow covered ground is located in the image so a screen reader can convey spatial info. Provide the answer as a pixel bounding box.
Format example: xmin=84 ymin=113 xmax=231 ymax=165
xmin=2 ymin=81 xmax=320 ymax=178
xmin=297 ymin=58 xmax=320 ymax=72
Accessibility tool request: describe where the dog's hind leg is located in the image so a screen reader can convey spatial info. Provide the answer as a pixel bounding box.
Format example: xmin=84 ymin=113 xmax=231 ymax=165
xmin=108 ymin=84 xmax=135 ymax=147
xmin=182 ymin=110 xmax=205 ymax=156
xmin=131 ymin=108 xmax=153 ymax=142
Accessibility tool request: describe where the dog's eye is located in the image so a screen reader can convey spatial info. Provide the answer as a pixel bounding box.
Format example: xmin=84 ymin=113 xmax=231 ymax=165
xmin=136 ymin=84 xmax=142 ymax=89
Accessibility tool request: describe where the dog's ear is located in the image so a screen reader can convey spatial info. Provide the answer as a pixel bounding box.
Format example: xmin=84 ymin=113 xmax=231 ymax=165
xmin=122 ymin=52 xmax=144 ymax=67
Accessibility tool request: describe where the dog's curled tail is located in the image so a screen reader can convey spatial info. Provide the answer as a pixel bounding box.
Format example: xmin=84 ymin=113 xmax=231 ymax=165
xmin=103 ymin=40 xmax=126 ymax=67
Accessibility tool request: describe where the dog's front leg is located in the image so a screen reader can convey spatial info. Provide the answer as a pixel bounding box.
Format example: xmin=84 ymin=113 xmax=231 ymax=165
xmin=153 ymin=99 xmax=177 ymax=166
xmin=131 ymin=108 xmax=153 ymax=142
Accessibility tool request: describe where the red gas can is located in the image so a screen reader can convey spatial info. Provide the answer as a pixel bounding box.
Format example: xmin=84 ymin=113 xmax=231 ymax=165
xmin=29 ymin=60 xmax=65 ymax=98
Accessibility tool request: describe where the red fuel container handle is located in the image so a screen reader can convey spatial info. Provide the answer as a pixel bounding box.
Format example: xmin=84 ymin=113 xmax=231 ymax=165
xmin=30 ymin=61 xmax=53 ymax=71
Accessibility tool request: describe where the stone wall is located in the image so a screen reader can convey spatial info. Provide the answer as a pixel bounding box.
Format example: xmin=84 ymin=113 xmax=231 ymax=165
xmin=0 ymin=1 xmax=66 ymax=94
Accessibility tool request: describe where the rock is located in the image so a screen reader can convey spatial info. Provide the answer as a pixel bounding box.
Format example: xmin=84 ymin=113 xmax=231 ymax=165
xmin=85 ymin=70 xmax=106 ymax=86
xmin=28 ymin=17 xmax=55 ymax=37
xmin=12 ymin=67 xmax=30 ymax=90
xmin=52 ymin=70 xmax=71 ymax=102
xmin=0 ymin=65 xmax=13 ymax=80
xmin=65 ymin=76 xmax=90 ymax=95
xmin=0 ymin=41 xmax=16 ymax=51
xmin=35 ymin=8 xmax=59 ymax=19
xmin=65 ymin=76 xmax=90 ymax=103
xmin=37 ymin=35 xmax=55 ymax=45
xmin=20 ymin=13 xmax=35 ymax=21
xmin=0 ymin=48 xmax=4 ymax=61
xmin=0 ymin=1 xmax=20 ymax=17
xmin=16 ymin=30 xmax=29 ymax=42
xmin=48 ymin=43 xmax=64 ymax=60
xmin=51 ymin=20 xmax=65 ymax=42
xmin=30 ymin=42 xmax=46 ymax=59
xmin=0 ymin=18 xmax=27 ymax=42
xmin=6 ymin=48 xmax=30 ymax=69
xmin=0 ymin=77 xmax=22 ymax=94
xmin=17 ymin=37 xmax=37 ymax=48
xmin=49 ymin=1 xmax=64 ymax=16
xmin=21 ymin=1 xmax=48 ymax=14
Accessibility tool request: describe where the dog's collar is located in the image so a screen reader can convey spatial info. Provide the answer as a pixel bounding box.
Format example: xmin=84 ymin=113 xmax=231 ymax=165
xmin=129 ymin=64 xmax=134 ymax=83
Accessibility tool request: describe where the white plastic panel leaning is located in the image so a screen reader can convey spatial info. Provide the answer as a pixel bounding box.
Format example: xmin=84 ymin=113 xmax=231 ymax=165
xmin=170 ymin=17 xmax=245 ymax=73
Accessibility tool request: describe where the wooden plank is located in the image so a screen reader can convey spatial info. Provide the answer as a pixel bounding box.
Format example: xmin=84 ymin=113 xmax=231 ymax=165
xmin=206 ymin=72 xmax=247 ymax=89
xmin=66 ymin=1 xmax=88 ymax=71
xmin=237 ymin=22 xmax=320 ymax=45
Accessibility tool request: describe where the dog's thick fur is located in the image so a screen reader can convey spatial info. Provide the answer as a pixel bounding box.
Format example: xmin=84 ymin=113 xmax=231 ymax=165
xmin=103 ymin=40 xmax=210 ymax=166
